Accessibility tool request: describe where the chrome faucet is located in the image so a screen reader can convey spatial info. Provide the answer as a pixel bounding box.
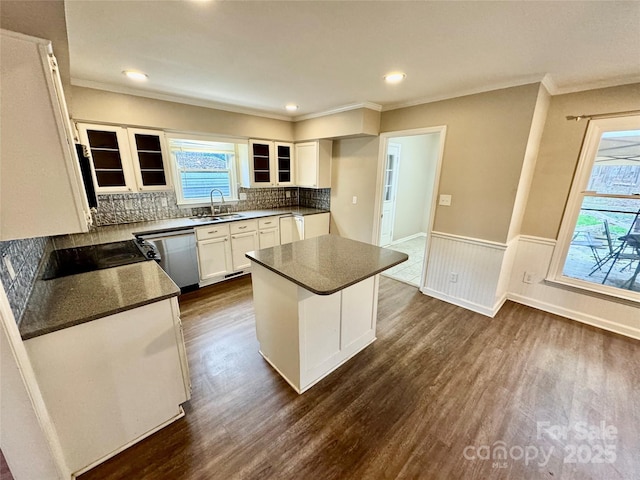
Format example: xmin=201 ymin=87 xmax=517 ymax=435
xmin=210 ymin=188 xmax=226 ymax=214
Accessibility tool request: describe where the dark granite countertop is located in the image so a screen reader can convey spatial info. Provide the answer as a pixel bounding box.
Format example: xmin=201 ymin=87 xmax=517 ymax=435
xmin=22 ymin=207 xmax=329 ymax=340
xmin=54 ymin=207 xmax=329 ymax=249
xmin=246 ymin=234 xmax=408 ymax=295
xmin=19 ymin=261 xmax=180 ymax=340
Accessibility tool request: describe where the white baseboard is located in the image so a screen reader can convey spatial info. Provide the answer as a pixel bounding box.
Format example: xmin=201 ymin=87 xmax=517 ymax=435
xmin=423 ymin=287 xmax=501 ymax=317
xmin=388 ymin=232 xmax=427 ymax=246
xmin=507 ymin=293 xmax=640 ymax=340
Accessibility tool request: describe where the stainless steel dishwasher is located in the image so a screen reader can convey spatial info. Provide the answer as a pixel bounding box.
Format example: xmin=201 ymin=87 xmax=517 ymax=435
xmin=138 ymin=229 xmax=199 ymax=290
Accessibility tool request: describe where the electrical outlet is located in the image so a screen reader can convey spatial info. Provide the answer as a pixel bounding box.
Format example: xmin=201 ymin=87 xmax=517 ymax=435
xmin=352 ymin=196 xmax=358 ymax=205
xmin=160 ymin=198 xmax=168 ymax=207
xmin=3 ymin=254 xmax=16 ymax=281
xmin=439 ymin=194 xmax=452 ymax=206
xmin=239 ymin=192 xmax=247 ymax=200
xmin=285 ymin=191 xmax=291 ymax=198
xmin=523 ymin=272 xmax=535 ymax=284
xmin=449 ymin=272 xmax=458 ymax=283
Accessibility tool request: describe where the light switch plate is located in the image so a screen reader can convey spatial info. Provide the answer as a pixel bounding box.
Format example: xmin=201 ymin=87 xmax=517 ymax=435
xmin=439 ymin=194 xmax=452 ymax=206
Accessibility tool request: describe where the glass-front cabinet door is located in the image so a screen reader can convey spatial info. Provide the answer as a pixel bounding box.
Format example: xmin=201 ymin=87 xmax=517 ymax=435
xmin=128 ymin=128 xmax=171 ymax=191
xmin=78 ymin=123 xmax=171 ymax=193
xmin=78 ymin=124 xmax=135 ymax=193
xmin=275 ymin=142 xmax=294 ymax=186
xmin=249 ymin=140 xmax=274 ymax=186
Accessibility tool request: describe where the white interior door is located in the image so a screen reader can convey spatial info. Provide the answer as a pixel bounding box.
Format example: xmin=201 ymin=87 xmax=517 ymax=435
xmin=380 ymin=143 xmax=401 ymax=246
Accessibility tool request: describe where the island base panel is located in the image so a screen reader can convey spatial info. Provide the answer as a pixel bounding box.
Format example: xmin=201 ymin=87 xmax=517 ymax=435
xmin=251 ymin=263 xmax=379 ymax=393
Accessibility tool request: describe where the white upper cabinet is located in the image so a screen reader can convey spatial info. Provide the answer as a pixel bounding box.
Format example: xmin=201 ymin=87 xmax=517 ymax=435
xmin=295 ymin=140 xmax=332 ymax=188
xmin=78 ymin=124 xmax=135 ymax=193
xmin=274 ymin=142 xmax=294 ymax=186
xmin=241 ymin=140 xmax=294 ymax=187
xmin=127 ymin=128 xmax=172 ymax=191
xmin=77 ymin=123 xmax=171 ymax=193
xmin=0 ymin=30 xmax=91 ymax=240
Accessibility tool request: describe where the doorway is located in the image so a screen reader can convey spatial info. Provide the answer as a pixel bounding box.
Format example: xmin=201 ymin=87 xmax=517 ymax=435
xmin=380 ymin=143 xmax=401 ymax=246
xmin=374 ymin=127 xmax=446 ymax=288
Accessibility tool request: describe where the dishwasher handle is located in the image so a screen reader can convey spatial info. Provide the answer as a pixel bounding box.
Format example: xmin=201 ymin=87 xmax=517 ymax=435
xmin=137 ymin=229 xmax=195 ymax=241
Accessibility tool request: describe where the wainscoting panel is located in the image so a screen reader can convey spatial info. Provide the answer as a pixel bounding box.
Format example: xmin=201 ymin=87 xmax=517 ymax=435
xmin=508 ymin=236 xmax=640 ymax=340
xmin=423 ymin=232 xmax=508 ymax=316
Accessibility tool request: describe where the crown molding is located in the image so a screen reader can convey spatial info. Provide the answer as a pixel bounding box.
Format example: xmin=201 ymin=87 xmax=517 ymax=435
xmin=548 ymin=74 xmax=640 ymax=96
xmin=540 ymin=74 xmax=557 ymax=95
xmin=293 ymin=102 xmax=382 ymax=122
xmin=70 ymin=78 xmax=293 ymax=122
xmin=381 ymin=74 xmax=548 ymax=112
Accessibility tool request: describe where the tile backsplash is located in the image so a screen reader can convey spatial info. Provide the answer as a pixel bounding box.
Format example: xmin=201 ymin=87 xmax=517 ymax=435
xmin=0 ymin=236 xmax=51 ymax=323
xmin=94 ymin=187 xmax=329 ymax=226
xmin=299 ymin=188 xmax=330 ymax=210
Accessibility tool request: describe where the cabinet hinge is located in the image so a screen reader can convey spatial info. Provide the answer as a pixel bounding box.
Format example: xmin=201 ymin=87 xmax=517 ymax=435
xmin=48 ymin=55 xmax=58 ymax=71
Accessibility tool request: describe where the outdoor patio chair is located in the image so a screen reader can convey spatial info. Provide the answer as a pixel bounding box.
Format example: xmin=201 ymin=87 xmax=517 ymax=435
xmin=570 ymin=231 xmax=604 ymax=267
xmin=603 ymin=220 xmax=639 ymax=272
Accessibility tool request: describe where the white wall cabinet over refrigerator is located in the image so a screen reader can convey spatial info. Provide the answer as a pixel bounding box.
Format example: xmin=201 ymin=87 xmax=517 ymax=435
xmin=280 ymin=213 xmax=330 ymax=245
xmin=0 ymin=29 xmax=91 ymax=240
xmin=24 ymin=297 xmax=190 ymax=477
xmin=295 ymin=140 xmax=332 ymax=188
xmin=77 ymin=123 xmax=172 ymax=193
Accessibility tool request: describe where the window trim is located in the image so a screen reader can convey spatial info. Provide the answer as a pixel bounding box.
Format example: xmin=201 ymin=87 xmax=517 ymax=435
xmin=547 ymin=115 xmax=640 ymax=303
xmin=165 ymin=133 xmax=245 ymax=206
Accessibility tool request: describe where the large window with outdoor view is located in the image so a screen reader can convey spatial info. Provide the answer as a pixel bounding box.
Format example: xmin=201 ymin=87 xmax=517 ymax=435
xmin=551 ymin=115 xmax=640 ymax=300
xmin=167 ymin=136 xmax=243 ymax=205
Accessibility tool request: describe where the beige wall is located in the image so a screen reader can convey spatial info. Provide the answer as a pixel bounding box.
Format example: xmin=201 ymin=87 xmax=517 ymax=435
xmin=71 ymin=86 xmax=294 ymax=141
xmin=522 ymin=83 xmax=640 ymax=239
xmin=391 ymin=134 xmax=439 ymax=241
xmin=505 ymin=84 xmax=550 ymax=241
xmin=381 ymin=83 xmax=541 ymax=243
xmin=0 ymin=0 xmax=72 ymax=100
xmin=330 ymin=137 xmax=380 ymax=242
xmin=294 ymin=108 xmax=380 ymax=141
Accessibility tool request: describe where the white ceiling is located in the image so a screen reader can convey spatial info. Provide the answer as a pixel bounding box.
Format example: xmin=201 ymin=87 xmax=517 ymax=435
xmin=65 ymin=1 xmax=640 ymax=120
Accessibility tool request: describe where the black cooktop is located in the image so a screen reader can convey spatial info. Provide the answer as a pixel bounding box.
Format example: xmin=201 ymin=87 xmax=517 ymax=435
xmin=42 ymin=240 xmax=152 ymax=280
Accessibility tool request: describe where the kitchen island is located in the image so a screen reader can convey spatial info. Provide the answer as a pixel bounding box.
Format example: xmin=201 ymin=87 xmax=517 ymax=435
xmin=246 ymin=234 xmax=408 ymax=393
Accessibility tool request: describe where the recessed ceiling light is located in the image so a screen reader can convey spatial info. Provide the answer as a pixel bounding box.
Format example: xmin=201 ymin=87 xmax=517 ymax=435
xmin=384 ymin=72 xmax=406 ymax=84
xmin=123 ymin=70 xmax=148 ymax=81
xmin=285 ymin=104 xmax=299 ymax=112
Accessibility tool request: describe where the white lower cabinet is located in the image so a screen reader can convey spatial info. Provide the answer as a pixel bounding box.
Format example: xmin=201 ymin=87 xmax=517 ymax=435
xmin=197 ymin=236 xmax=232 ymax=280
xmin=24 ymin=298 xmax=190 ymax=476
xmin=259 ymin=227 xmax=280 ymax=249
xmin=280 ymin=212 xmax=330 ymax=244
xmin=195 ymin=224 xmax=232 ymax=284
xmin=258 ymin=216 xmax=280 ymax=249
xmin=231 ymin=231 xmax=258 ymax=271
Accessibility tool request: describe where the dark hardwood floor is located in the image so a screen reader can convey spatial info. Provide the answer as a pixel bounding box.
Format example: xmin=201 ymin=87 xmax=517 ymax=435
xmin=80 ymin=276 xmax=639 ymax=480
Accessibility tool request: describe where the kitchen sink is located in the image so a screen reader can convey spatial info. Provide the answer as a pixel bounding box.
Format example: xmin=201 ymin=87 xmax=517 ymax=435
xmin=190 ymin=213 xmax=244 ymax=222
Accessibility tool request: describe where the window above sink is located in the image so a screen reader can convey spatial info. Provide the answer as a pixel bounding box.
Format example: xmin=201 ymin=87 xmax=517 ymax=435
xmin=166 ymin=134 xmax=248 ymax=206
